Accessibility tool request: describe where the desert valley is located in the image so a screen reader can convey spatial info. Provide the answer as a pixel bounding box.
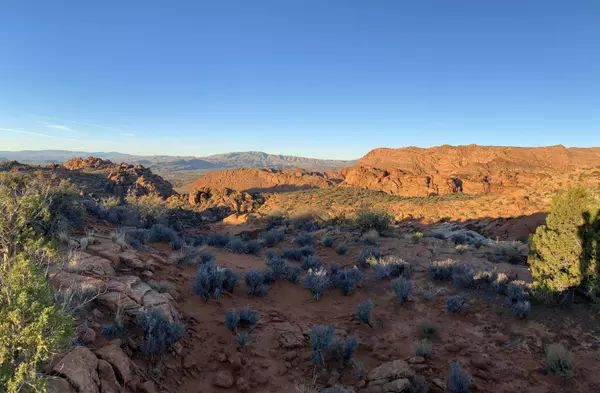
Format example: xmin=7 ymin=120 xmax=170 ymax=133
xmin=2 ymin=144 xmax=599 ymax=393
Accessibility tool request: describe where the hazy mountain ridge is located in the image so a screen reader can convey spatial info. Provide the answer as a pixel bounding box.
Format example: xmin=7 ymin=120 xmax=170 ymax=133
xmin=0 ymin=150 xmax=355 ymax=170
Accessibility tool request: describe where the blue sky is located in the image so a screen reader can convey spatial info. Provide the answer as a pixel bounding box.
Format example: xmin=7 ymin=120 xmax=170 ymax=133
xmin=0 ymin=1 xmax=599 ymax=159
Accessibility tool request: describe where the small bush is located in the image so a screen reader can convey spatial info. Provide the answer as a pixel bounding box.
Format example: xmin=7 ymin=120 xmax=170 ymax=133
xmin=267 ymin=213 xmax=287 ymax=229
xmin=412 ymin=231 xmax=424 ymax=244
xmin=392 ymin=277 xmax=412 ymax=304
xmin=300 ymin=245 xmax=315 ymax=257
xmin=369 ymin=255 xmax=410 ymax=279
xmin=352 ymin=359 xmax=366 ymax=380
xmin=290 ymin=214 xmax=318 ymax=232
xmin=199 ymin=250 xmax=216 ymax=264
xmin=301 ymin=256 xmax=321 ymax=271
xmin=445 ymin=295 xmax=466 ymax=313
xmin=355 ymin=210 xmax=391 ymax=233
xmin=238 ymin=305 xmax=260 ymax=326
xmin=101 ymin=321 xmax=126 ymax=339
xmin=329 ymin=263 xmax=341 ymax=276
xmin=491 ymin=272 xmax=509 ymax=294
xmin=285 ymin=265 xmax=302 ymax=283
xmin=429 ymin=259 xmax=455 ymax=280
xmin=266 ymin=254 xmax=288 ymax=278
xmin=511 ymin=300 xmax=531 ymax=319
xmin=452 ymin=265 xmax=476 ymax=289
xmin=259 ymin=229 xmax=285 ymax=247
xmin=295 ymin=232 xmax=313 ymax=247
xmin=335 ymin=243 xmax=348 ymax=255
xmin=361 ymin=229 xmax=380 ymax=246
xmin=125 ymin=228 xmax=150 ymax=249
xmin=413 ymin=340 xmax=432 ymax=358
xmin=245 ymin=268 xmax=269 ymax=297
xmin=304 ymin=268 xmax=330 ymax=300
xmin=332 ymin=267 xmax=363 ymax=295
xmin=473 ymin=270 xmax=496 ymax=285
xmin=135 ymin=309 xmax=184 ymax=355
xmin=243 ymin=239 xmax=261 ymax=255
xmin=357 ymin=299 xmax=373 ymax=325
xmin=225 ymin=309 xmax=240 ymax=332
xmin=449 ymin=361 xmax=472 ymax=393
xmin=237 ymin=331 xmax=249 ymax=347
xmin=310 ymin=325 xmax=335 ymax=365
xmin=341 ymin=333 xmax=359 ymax=366
xmin=357 ymin=247 xmax=381 ymax=267
xmin=175 ymin=244 xmax=198 ymax=266
xmin=262 ymin=268 xmax=276 ymax=284
xmin=282 ymin=247 xmax=303 ymax=261
xmin=505 ymin=280 xmax=528 ymax=303
xmin=205 ymin=234 xmax=232 ymax=248
xmin=149 ymin=224 xmax=180 ymax=244
xmin=546 ymin=344 xmax=572 ymax=377
xmin=193 ymin=261 xmax=239 ymax=300
xmin=419 ymin=320 xmax=439 ymax=338
xmin=320 ymin=235 xmax=334 ymax=247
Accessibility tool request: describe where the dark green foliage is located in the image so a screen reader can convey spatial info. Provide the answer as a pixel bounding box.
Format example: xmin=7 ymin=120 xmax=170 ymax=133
xmin=320 ymin=235 xmax=334 ymax=247
xmin=199 ymin=250 xmax=216 ymax=264
xmin=357 ymin=299 xmax=373 ymax=325
xmin=225 ymin=309 xmax=240 ymax=332
xmin=419 ymin=320 xmax=439 ymax=338
xmin=101 ymin=321 xmax=126 ymax=339
xmin=135 ymin=309 xmax=184 ymax=355
xmin=285 ymin=265 xmax=302 ymax=283
xmin=310 ymin=325 xmax=335 ymax=365
xmin=449 ymin=361 xmax=472 ymax=393
xmin=205 ymin=234 xmax=233 ymax=247
xmin=505 ymin=280 xmax=528 ymax=303
xmin=491 ymin=273 xmax=509 ymax=294
xmin=332 ymin=267 xmax=363 ymax=295
xmin=237 ymin=331 xmax=249 ymax=347
xmin=301 ymin=256 xmax=321 ymax=271
xmin=335 ymin=243 xmax=348 ymax=255
xmin=281 ymin=247 xmax=303 ymax=261
xmin=245 ymin=268 xmax=269 ymax=297
xmin=267 ymin=213 xmax=287 ymax=229
xmin=304 ymin=268 xmax=330 ymax=300
xmin=243 ymin=239 xmax=261 ymax=255
xmin=149 ymin=224 xmax=180 ymax=244
xmin=413 ymin=340 xmax=432 ymax=358
xmin=125 ymin=228 xmax=150 ymax=249
xmin=259 ymin=229 xmax=285 ymax=247
xmin=546 ymin=344 xmax=573 ymax=379
xmin=357 ymin=247 xmax=381 ymax=267
xmin=354 ymin=210 xmax=391 ymax=233
xmin=511 ymin=300 xmax=531 ymax=319
xmin=445 ymin=295 xmax=466 ymax=313
xmin=371 ymin=256 xmax=410 ymax=279
xmin=329 ymin=263 xmax=340 ymax=276
xmin=340 ymin=333 xmax=359 ymax=366
xmin=193 ymin=261 xmax=239 ymax=300
xmin=266 ymin=254 xmax=288 ymax=278
xmin=352 ymin=359 xmax=366 ymax=380
xmin=392 ymin=277 xmax=412 ymax=304
xmin=169 ymin=237 xmax=184 ymax=250
xmin=226 ymin=306 xmax=260 ymax=332
xmin=295 ymin=232 xmax=313 ymax=246
xmin=261 ymin=268 xmax=276 ymax=284
xmin=300 ymin=245 xmax=315 ymax=257
xmin=428 ymin=259 xmax=455 ymax=280
xmin=452 ymin=265 xmax=476 ymax=289
xmin=529 ymin=187 xmax=600 ymax=299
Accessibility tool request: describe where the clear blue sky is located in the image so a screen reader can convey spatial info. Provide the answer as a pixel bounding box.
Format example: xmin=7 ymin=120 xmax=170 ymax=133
xmin=0 ymin=1 xmax=599 ymax=159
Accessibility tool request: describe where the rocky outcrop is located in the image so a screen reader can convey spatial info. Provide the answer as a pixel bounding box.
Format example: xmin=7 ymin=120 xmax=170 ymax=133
xmin=62 ymin=156 xmax=114 ymax=171
xmin=52 ymin=346 xmax=100 ymax=393
xmin=107 ymin=163 xmax=175 ymax=198
xmin=186 ymin=187 xmax=267 ymax=215
xmin=186 ymin=167 xmax=343 ymax=193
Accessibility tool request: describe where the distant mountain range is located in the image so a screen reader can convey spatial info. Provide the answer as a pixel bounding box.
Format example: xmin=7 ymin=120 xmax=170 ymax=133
xmin=0 ymin=150 xmax=355 ymax=177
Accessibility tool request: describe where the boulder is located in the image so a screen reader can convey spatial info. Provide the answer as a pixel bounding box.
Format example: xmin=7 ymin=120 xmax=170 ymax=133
xmin=46 ymin=376 xmax=74 ymax=393
xmin=52 ymin=346 xmax=99 ymax=393
xmin=68 ymin=253 xmax=116 ymax=276
xmin=367 ymin=359 xmax=414 ymax=383
xmin=213 ymin=370 xmax=234 ymax=388
xmin=97 ymin=359 xmax=121 ymax=393
xmin=382 ymin=378 xmax=410 ymax=392
xmin=94 ymin=342 xmax=131 ymax=385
